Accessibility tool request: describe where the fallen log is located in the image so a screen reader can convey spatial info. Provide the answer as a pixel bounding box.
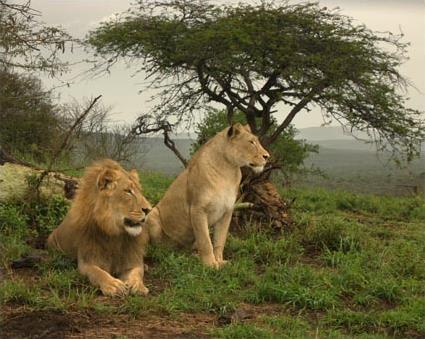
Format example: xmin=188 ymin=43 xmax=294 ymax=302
xmin=0 ymin=149 xmax=78 ymax=202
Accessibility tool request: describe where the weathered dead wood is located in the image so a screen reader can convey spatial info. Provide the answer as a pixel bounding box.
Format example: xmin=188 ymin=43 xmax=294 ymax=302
xmin=232 ymin=166 xmax=292 ymax=232
xmin=0 ymin=149 xmax=78 ymax=202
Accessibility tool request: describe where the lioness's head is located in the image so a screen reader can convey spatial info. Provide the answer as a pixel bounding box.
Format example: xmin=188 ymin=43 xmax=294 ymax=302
xmin=225 ymin=123 xmax=270 ymax=173
xmin=79 ymin=160 xmax=152 ymax=237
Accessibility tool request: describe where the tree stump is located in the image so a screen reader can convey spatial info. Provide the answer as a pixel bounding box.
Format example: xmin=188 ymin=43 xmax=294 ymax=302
xmin=233 ymin=171 xmax=292 ymax=232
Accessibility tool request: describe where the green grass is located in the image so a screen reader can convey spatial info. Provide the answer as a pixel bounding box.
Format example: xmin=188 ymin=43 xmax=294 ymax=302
xmin=0 ymin=179 xmax=424 ymax=338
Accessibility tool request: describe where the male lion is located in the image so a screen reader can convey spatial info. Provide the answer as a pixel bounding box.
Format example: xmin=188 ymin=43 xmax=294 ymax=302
xmin=47 ymin=159 xmax=152 ymax=296
xmin=147 ymin=123 xmax=270 ymax=268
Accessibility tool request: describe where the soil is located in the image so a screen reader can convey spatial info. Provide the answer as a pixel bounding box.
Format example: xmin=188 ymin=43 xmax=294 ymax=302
xmin=0 ymin=306 xmax=215 ymax=339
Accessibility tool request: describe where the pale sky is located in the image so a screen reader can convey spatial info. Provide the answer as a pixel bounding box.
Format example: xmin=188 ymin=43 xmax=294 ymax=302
xmin=32 ymin=0 xmax=425 ymax=130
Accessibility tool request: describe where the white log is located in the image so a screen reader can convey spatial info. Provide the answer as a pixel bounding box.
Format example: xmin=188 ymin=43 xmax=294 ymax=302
xmin=0 ymin=162 xmax=77 ymax=202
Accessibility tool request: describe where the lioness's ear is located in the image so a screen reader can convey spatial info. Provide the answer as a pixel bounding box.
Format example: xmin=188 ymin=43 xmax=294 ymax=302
xmin=227 ymin=123 xmax=244 ymax=138
xmin=97 ymin=169 xmax=116 ymax=191
xmin=129 ymin=169 xmax=140 ymax=183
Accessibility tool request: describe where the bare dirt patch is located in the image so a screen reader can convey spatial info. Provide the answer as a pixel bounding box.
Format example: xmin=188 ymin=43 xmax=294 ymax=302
xmin=1 ymin=309 xmax=79 ymax=339
xmin=0 ymin=306 xmax=214 ymax=339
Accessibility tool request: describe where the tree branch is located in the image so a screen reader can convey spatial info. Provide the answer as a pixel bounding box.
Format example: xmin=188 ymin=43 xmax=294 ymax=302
xmin=163 ymin=129 xmax=188 ymax=167
xmin=35 ymin=95 xmax=103 ymax=193
xmin=132 ymin=117 xmax=188 ymax=167
xmin=268 ymin=84 xmax=326 ymax=145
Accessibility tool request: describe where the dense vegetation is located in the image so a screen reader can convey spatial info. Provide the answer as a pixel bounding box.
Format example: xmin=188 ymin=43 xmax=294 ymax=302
xmin=0 ymin=68 xmax=64 ymax=163
xmin=1 ymin=171 xmax=423 ymax=338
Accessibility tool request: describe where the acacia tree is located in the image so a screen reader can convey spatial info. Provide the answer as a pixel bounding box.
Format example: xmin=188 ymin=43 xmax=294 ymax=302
xmin=87 ymin=0 xmax=424 ymax=227
xmin=0 ymin=0 xmax=74 ymax=162
xmin=88 ymin=0 xmax=423 ymax=160
xmin=0 ymin=0 xmax=72 ymax=76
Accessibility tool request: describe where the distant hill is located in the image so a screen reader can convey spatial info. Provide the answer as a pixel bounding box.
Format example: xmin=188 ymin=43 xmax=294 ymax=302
xmin=136 ymin=137 xmax=192 ymax=175
xmin=134 ymin=130 xmax=424 ymax=195
xmin=296 ymin=126 xmax=369 ymax=141
xmin=297 ymin=126 xmax=425 ymax=152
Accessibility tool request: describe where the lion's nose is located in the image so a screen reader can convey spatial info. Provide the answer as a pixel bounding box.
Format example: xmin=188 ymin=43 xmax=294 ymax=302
xmin=142 ymin=207 xmax=151 ymax=214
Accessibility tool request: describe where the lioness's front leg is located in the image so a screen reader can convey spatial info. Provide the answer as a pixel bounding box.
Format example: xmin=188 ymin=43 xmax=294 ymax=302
xmin=120 ymin=266 xmax=149 ymax=295
xmin=78 ymin=261 xmax=127 ymax=296
xmin=190 ymin=207 xmax=218 ymax=268
xmin=146 ymin=207 xmax=164 ymax=244
xmin=213 ymin=211 xmax=233 ymax=267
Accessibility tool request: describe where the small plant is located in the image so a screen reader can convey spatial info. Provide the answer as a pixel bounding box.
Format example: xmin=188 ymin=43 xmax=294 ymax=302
xmin=25 ymin=196 xmax=69 ymax=238
xmin=214 ymin=323 xmax=273 ymax=339
xmin=0 ymin=203 xmax=32 ymax=267
xmin=0 ymin=279 xmax=43 ymax=306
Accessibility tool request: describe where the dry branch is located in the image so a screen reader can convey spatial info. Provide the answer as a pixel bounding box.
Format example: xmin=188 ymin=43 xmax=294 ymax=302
xmin=35 ymin=95 xmax=102 ymax=193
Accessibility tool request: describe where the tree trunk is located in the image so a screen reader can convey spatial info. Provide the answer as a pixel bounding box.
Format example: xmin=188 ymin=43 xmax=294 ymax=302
xmin=0 ymin=150 xmax=78 ymax=202
xmin=232 ymin=168 xmax=292 ymax=232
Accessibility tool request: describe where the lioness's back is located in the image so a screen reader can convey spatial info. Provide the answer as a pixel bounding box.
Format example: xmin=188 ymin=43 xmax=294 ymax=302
xmin=154 ymin=170 xmax=194 ymax=245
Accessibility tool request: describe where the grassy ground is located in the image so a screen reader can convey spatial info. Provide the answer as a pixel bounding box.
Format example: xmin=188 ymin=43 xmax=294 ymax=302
xmin=0 ymin=171 xmax=424 ymax=338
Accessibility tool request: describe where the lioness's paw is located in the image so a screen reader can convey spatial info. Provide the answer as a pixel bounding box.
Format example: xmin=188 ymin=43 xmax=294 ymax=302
xmin=201 ymin=255 xmax=220 ymax=269
xmin=217 ymin=259 xmax=229 ymax=268
xmin=100 ymin=278 xmax=128 ymax=296
xmin=127 ymin=280 xmax=149 ymax=296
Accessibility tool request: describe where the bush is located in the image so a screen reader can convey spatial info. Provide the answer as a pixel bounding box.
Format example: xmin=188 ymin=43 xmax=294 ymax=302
xmin=192 ymin=109 xmax=318 ymax=182
xmin=0 ymin=203 xmax=32 ymax=266
xmin=0 ymin=69 xmax=64 ymax=163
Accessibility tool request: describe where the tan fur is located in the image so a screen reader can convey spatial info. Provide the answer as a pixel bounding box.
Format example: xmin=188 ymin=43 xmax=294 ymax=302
xmin=146 ymin=124 xmax=269 ymax=268
xmin=47 ymin=159 xmax=152 ymax=296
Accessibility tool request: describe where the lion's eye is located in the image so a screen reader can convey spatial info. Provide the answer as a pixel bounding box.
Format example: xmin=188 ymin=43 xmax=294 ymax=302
xmin=124 ymin=189 xmax=133 ymax=195
xmin=250 ymin=140 xmax=256 ymax=145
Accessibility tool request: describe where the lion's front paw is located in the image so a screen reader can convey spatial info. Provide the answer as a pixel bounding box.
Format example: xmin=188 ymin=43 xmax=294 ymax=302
xmin=127 ymin=279 xmax=149 ymax=295
xmin=100 ymin=277 xmax=128 ymax=296
xmin=201 ymin=254 xmax=220 ymax=269
xmin=216 ymin=259 xmax=229 ymax=268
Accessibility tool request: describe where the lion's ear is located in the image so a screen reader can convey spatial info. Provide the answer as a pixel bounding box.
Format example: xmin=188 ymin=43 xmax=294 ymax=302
xmin=129 ymin=169 xmax=140 ymax=183
xmin=243 ymin=124 xmax=252 ymax=133
xmin=97 ymin=169 xmax=116 ymax=191
xmin=227 ymin=123 xmax=244 ymax=138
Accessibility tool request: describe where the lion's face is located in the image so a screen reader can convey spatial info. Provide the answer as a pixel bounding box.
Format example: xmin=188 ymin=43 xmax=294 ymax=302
xmin=95 ymin=167 xmax=152 ymax=237
xmin=226 ymin=123 xmax=270 ymax=173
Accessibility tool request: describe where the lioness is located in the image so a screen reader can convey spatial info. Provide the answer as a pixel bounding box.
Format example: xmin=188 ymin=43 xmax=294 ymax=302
xmin=147 ymin=123 xmax=269 ymax=268
xmin=47 ymin=159 xmax=152 ymax=296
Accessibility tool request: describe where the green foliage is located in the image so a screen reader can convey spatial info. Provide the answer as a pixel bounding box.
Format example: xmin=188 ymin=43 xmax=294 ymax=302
xmin=192 ymin=109 xmax=247 ymax=153
xmin=88 ymin=0 xmax=423 ymax=161
xmin=25 ymin=196 xmax=70 ymax=237
xmin=0 ymin=69 xmax=65 ymax=162
xmin=0 ymin=203 xmax=31 ymax=266
xmin=0 ymin=196 xmax=69 ymax=268
xmin=193 ymin=109 xmax=318 ymax=180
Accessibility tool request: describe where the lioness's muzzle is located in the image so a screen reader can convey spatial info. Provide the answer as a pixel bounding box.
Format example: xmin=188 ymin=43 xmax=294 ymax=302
xmin=124 ymin=217 xmax=145 ymax=227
